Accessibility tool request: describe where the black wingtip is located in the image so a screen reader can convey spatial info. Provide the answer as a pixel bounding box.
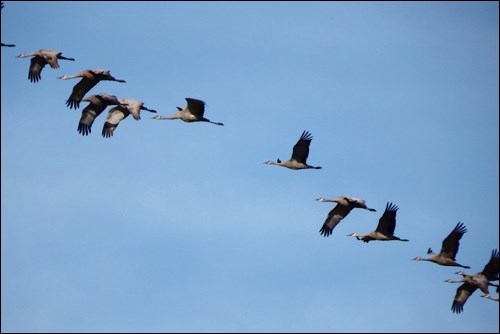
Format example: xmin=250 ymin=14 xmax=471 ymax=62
xmin=66 ymin=99 xmax=80 ymax=110
xmin=319 ymin=227 xmax=332 ymax=237
xmin=300 ymin=130 xmax=313 ymax=141
xmin=454 ymin=222 xmax=468 ymax=234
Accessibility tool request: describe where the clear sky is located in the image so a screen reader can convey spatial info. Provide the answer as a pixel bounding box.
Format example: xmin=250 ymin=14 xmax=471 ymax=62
xmin=1 ymin=1 xmax=499 ymax=333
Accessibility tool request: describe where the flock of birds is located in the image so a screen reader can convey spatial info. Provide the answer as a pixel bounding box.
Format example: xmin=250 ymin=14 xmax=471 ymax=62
xmin=11 ymin=47 xmax=224 ymax=137
xmin=2 ymin=1 xmax=498 ymax=317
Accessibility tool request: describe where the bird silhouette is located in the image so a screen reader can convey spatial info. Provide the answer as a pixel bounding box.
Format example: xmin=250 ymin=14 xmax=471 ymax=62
xmin=264 ymin=130 xmax=322 ymax=170
xmin=152 ymin=97 xmax=223 ymax=126
xmin=347 ymin=202 xmax=409 ymax=243
xmin=59 ymin=69 xmax=126 ymax=109
xmin=17 ymin=49 xmax=75 ymax=82
xmin=316 ymin=196 xmax=376 ymax=237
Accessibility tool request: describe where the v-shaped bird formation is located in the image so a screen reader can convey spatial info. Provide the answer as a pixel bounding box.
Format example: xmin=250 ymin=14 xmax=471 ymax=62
xmin=2 ymin=1 xmax=498 ymax=316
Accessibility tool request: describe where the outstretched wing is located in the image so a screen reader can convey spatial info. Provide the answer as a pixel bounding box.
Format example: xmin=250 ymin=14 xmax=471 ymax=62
xmin=291 ymin=130 xmax=313 ymax=163
xmin=185 ymin=98 xmax=205 ymax=117
xmin=481 ymin=249 xmax=499 ymax=281
xmin=439 ymin=222 xmax=467 ymax=260
xmin=375 ymin=202 xmax=398 ymax=236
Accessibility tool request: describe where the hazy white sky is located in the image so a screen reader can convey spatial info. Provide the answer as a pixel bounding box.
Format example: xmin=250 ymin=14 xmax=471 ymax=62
xmin=2 ymin=1 xmax=499 ymax=332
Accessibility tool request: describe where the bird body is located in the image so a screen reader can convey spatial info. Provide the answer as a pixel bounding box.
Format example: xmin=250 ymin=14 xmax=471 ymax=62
xmin=101 ymin=98 xmax=156 ymax=138
xmin=17 ymin=49 xmax=75 ymax=82
xmin=59 ymin=69 xmax=126 ymax=109
xmin=78 ymin=93 xmax=126 ymax=136
xmin=265 ymin=130 xmax=321 ymax=170
xmin=152 ymin=97 xmax=223 ymax=126
xmin=316 ymin=196 xmax=376 ymax=237
xmin=412 ymin=222 xmax=470 ymax=268
xmin=347 ymin=202 xmax=409 ymax=243
xmin=445 ymin=249 xmax=499 ymax=313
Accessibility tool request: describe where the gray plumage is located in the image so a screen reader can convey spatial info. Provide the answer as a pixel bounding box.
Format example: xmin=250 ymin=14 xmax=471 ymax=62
xmin=78 ymin=93 xmax=126 ymax=136
xmin=152 ymin=97 xmax=223 ymax=126
xmin=412 ymin=222 xmax=470 ymax=269
xmin=316 ymin=196 xmax=376 ymax=237
xmin=347 ymin=202 xmax=409 ymax=243
xmin=445 ymin=249 xmax=499 ymax=313
xmin=264 ymin=130 xmax=322 ymax=170
xmin=17 ymin=49 xmax=75 ymax=83
xmin=102 ymin=98 xmax=156 ymax=138
xmin=59 ymin=69 xmax=126 ymax=109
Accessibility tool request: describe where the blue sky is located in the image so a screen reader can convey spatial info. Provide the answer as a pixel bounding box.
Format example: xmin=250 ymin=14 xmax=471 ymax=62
xmin=1 ymin=1 xmax=498 ymax=332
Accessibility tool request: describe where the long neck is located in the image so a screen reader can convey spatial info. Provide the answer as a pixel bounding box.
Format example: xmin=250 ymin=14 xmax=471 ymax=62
xmin=141 ymin=106 xmax=157 ymax=113
xmin=58 ymin=74 xmax=80 ymax=80
xmin=484 ymin=295 xmax=500 ymax=301
xmin=153 ymin=115 xmax=178 ymax=120
xmin=264 ymin=160 xmax=284 ymax=167
xmin=445 ymin=279 xmax=464 ymax=284
xmin=17 ymin=52 xmax=36 ymax=58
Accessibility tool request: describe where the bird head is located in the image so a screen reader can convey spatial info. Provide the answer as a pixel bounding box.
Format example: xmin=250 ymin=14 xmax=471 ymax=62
xmin=412 ymin=256 xmax=422 ymax=261
xmin=346 ymin=232 xmax=361 ymax=240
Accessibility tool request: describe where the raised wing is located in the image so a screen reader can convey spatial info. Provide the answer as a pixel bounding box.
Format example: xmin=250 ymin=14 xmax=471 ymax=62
xmin=375 ymin=202 xmax=398 ymax=235
xmin=185 ymin=98 xmax=205 ymax=117
xmin=439 ymin=222 xmax=467 ymax=260
xmin=291 ymin=130 xmax=313 ymax=163
xmin=481 ymin=249 xmax=499 ymax=281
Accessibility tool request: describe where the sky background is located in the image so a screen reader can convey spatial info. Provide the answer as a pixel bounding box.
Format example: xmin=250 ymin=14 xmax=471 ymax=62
xmin=1 ymin=1 xmax=499 ymax=333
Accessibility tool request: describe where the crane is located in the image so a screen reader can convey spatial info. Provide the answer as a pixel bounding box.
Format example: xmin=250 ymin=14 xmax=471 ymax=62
xmin=102 ymin=98 xmax=156 ymax=138
xmin=445 ymin=249 xmax=499 ymax=313
xmin=77 ymin=93 xmax=127 ymax=136
xmin=152 ymin=97 xmax=223 ymax=126
xmin=16 ymin=49 xmax=75 ymax=83
xmin=412 ymin=222 xmax=470 ymax=268
xmin=347 ymin=202 xmax=409 ymax=243
xmin=316 ymin=196 xmax=376 ymax=237
xmin=264 ymin=130 xmax=322 ymax=170
xmin=59 ymin=69 xmax=126 ymax=109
